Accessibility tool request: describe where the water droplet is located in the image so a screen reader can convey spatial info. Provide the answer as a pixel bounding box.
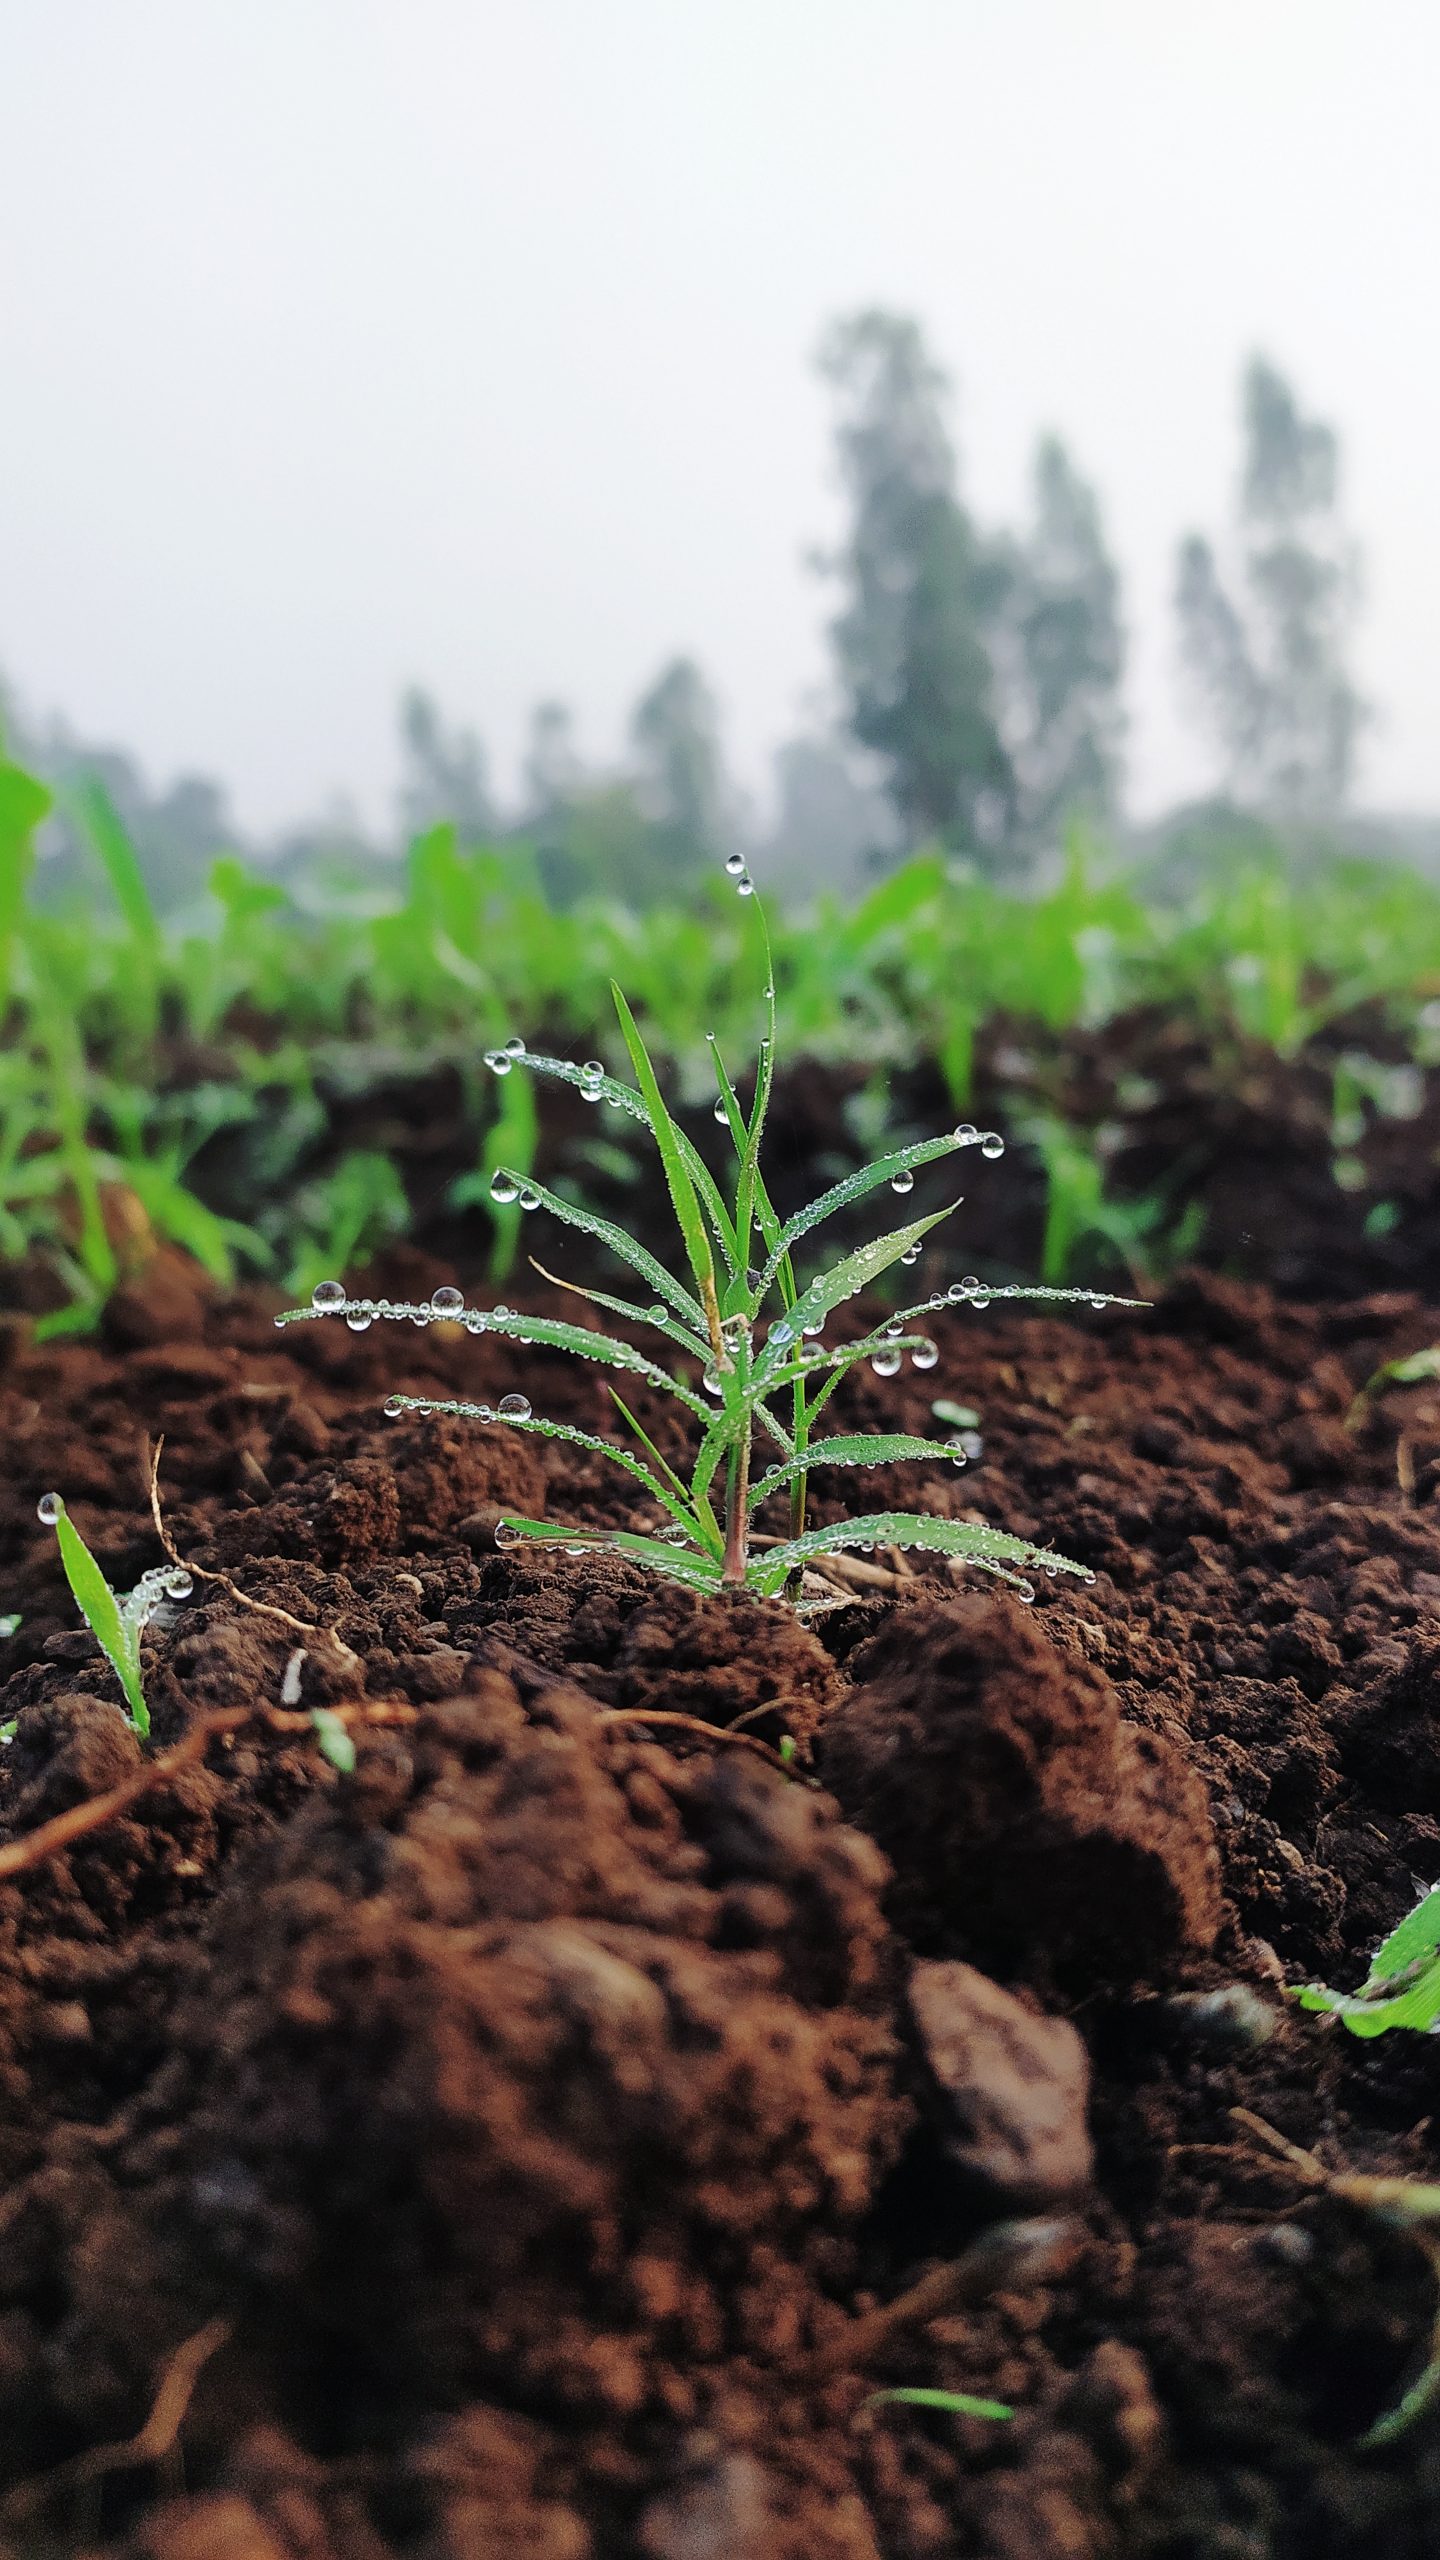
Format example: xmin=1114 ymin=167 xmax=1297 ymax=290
xmin=581 ymin=1059 xmax=604 ymax=1083
xmin=657 ymin=1524 xmax=690 ymax=1545
xmin=900 ymin=1245 xmax=921 ymax=1266
xmin=489 ymin=1170 xmax=520 ymax=1205
xmin=345 ymin=1310 xmax=373 ymax=1332
xmin=870 ymin=1347 xmax=902 ymax=1379
xmin=37 ymin=1492 xmax=63 ymax=1524
xmin=492 ymin=1304 xmax=511 ymax=1320
xmin=497 ymin=1393 xmax=532 ymax=1421
xmin=801 ymin=1317 xmax=825 ymax=1338
xmin=311 ymin=1279 xmax=346 ymax=1310
xmin=409 ymin=1308 xmax=430 ymax=1325
xmin=580 ymin=1078 xmax=603 ymax=1103
xmin=980 ymin=1132 xmax=1005 ymax=1160
xmin=969 ymin=1291 xmax=992 ymax=1312
xmin=703 ymin=1368 xmax=724 ymax=1398
xmin=383 ymin=1394 xmax=407 ymax=1419
xmin=724 ymin=851 xmax=747 ymax=877
xmin=713 ymin=1096 xmax=730 ymax=1124
xmin=161 ymin=1568 xmax=193 ymax=1599
xmin=464 ymin=1310 xmax=486 ymax=1332
xmin=564 ymin=1543 xmax=590 ymax=1556
xmin=911 ymin=1339 xmax=939 ymax=1370
xmin=763 ymin=982 xmax=776 ymax=1001
xmin=485 ymin=1050 xmax=512 ymax=1076
xmin=890 ymin=1166 xmax=915 ymax=1196
xmin=493 ymin=1520 xmax=520 ymax=1547
xmin=646 ymin=1301 xmax=667 ymax=1323
xmin=517 ymin=1185 xmax=541 ymax=1212
xmin=736 ymin=873 xmax=755 ymax=897
xmin=1014 ymin=1579 xmax=1035 ymax=1605
xmin=961 ymin=1275 xmax=980 ymax=1295
xmin=431 ymin=1285 xmax=464 ymax=1316
xmin=946 ymin=1438 xmax=968 ymax=1467
xmin=504 ymin=1036 xmax=526 ymax=1058
xmin=769 ymin=1320 xmax=795 ymax=1349
xmin=953 ymin=1123 xmax=979 ymax=1145
xmin=1088 ymin=1290 xmax=1108 ymax=1310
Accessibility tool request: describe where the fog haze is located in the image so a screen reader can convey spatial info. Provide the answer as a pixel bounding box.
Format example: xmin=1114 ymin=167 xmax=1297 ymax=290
xmin=2 ymin=0 xmax=1436 ymax=834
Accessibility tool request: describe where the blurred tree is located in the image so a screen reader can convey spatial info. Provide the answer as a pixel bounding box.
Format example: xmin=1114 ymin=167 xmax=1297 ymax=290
xmin=817 ymin=309 xmax=1014 ymax=858
xmin=762 ymin=731 xmax=899 ymax=890
xmin=1176 ymin=356 xmax=1366 ymax=815
xmin=630 ymin=656 xmax=729 ymax=872
xmin=523 ymin=699 xmax=584 ymax=817
xmin=397 ymin=686 xmax=493 ymax=839
xmin=1002 ymin=436 xmax=1125 ymax=842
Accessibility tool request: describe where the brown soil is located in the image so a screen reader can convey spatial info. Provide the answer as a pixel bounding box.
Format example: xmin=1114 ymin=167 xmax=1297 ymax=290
xmin=6 ymin=1250 xmax=1440 ymax=2554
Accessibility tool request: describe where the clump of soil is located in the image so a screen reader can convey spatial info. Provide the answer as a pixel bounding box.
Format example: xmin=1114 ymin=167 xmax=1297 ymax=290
xmin=6 ymin=1263 xmax=1440 ymax=2553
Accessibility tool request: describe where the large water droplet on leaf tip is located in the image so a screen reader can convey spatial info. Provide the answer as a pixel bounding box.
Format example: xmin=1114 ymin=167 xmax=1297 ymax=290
xmin=980 ymin=1132 xmax=1005 ymax=1160
xmin=489 ymin=1171 xmax=520 ymax=1205
xmin=37 ymin=1492 xmax=63 ymax=1524
xmin=724 ymin=851 xmax=746 ymax=876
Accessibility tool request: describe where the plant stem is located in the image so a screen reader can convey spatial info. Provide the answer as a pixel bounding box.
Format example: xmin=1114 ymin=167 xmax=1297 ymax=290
xmin=722 ymin=1422 xmax=751 ymax=1584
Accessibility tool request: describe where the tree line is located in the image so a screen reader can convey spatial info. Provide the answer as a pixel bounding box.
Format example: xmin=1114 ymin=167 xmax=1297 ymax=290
xmin=3 ymin=313 xmax=1369 ymax=908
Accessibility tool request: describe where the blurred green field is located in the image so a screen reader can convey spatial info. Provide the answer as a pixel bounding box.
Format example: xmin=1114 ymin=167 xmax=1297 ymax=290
xmin=7 ymin=748 xmax=1440 ymax=1334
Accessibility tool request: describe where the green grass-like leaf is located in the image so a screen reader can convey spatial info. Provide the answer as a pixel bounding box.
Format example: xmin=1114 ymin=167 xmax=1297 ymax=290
xmin=51 ymin=1504 xmax=149 ymax=1734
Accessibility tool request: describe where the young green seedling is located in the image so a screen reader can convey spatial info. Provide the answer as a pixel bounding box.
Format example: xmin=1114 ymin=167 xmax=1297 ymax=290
xmin=863 ymin=2386 xmax=1015 ymax=2424
xmin=1295 ymin=1881 xmax=1440 ymax=2036
xmin=277 ymin=885 xmax=1139 ymax=1602
xmin=37 ymin=1493 xmax=192 ymax=1737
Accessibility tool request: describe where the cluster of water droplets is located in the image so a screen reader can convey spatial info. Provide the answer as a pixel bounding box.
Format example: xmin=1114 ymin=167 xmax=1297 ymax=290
xmin=488 ymin=1171 xmax=542 ymax=1211
xmin=723 ymin=851 xmax=755 ymax=897
xmin=481 ymin=1035 xmax=528 ymax=1077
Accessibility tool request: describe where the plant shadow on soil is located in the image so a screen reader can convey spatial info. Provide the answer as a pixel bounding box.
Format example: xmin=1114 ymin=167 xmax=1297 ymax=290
xmin=7 ymin=1238 xmax=1440 ymax=2554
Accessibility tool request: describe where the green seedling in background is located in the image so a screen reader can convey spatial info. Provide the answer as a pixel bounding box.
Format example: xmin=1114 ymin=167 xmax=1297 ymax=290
xmin=280 ymin=878 xmax=1136 ymax=1602
xmin=1296 ymin=1882 xmax=1440 ymax=2036
xmin=37 ymin=1493 xmax=193 ymax=1736
xmin=863 ymin=2387 xmax=1014 ymax=2424
xmin=1345 ymin=1344 xmax=1440 ymax=1433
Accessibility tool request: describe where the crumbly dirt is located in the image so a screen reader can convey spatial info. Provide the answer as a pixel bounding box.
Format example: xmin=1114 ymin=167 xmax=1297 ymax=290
xmin=6 ymin=1251 xmax=1440 ymax=2554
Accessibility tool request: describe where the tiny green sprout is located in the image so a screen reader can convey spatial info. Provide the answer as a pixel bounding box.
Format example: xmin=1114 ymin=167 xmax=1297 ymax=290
xmin=1345 ymin=1344 xmax=1440 ymax=1432
xmin=1295 ymin=1881 xmax=1440 ymax=2036
xmin=277 ymin=878 xmax=1140 ymax=1602
xmin=38 ymin=1493 xmax=193 ymax=1738
xmin=310 ymin=1707 xmax=357 ymax=1775
xmin=862 ymin=2386 xmax=1015 ymax=2424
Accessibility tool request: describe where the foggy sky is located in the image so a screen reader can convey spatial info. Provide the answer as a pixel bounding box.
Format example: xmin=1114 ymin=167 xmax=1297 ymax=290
xmin=3 ymin=0 xmax=1438 ymax=837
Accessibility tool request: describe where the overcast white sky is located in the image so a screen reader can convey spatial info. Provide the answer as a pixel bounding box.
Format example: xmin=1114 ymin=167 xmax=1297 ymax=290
xmin=3 ymin=0 xmax=1438 ymax=836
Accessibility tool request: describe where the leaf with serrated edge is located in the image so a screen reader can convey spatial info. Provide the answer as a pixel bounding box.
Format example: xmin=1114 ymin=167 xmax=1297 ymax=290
xmin=387 ymin=1397 xmax=719 ymax=1552
xmin=755 ymin=1210 xmax=955 ymax=1381
xmin=748 ymin=1435 xmax=969 ymax=1511
xmin=757 ymin=1134 xmax=968 ymax=1293
xmin=279 ymin=1298 xmax=714 ymax=1419
xmin=496 ymin=1516 xmax=722 ymax=1588
xmin=753 ymin=1510 xmax=1087 ymax=1597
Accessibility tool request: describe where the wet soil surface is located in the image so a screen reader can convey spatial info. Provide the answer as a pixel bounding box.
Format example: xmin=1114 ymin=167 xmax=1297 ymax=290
xmin=6 ymin=1252 xmax=1440 ymax=2552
